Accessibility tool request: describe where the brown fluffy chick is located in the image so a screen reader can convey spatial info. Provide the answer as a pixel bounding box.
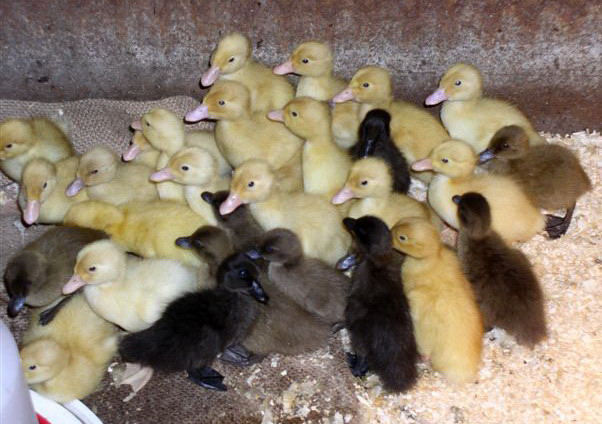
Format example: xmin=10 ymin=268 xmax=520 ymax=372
xmin=455 ymin=192 xmax=547 ymax=348
xmin=479 ymin=125 xmax=591 ymax=238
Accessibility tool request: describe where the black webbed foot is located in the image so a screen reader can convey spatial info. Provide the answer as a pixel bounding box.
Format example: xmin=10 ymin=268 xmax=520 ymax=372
xmin=545 ymin=205 xmax=575 ymax=239
xmin=187 ymin=366 xmax=227 ymax=391
xmin=219 ymin=344 xmax=263 ymax=367
xmin=346 ymin=352 xmax=369 ymax=378
xmin=39 ymin=296 xmax=73 ymax=326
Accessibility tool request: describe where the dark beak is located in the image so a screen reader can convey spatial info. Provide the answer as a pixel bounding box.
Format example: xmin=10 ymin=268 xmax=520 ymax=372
xmin=245 ymin=249 xmax=262 ymax=260
xmin=7 ymin=295 xmax=26 ymax=318
xmin=336 ymin=253 xmax=357 ymax=271
xmin=201 ymin=191 xmax=214 ymax=204
xmin=478 ymin=149 xmax=495 ymax=164
xmin=342 ymin=218 xmax=356 ymax=232
xmin=249 ymin=280 xmax=269 ymax=304
xmin=452 ymin=195 xmax=462 ymax=205
xmin=175 ymin=236 xmax=193 ymax=249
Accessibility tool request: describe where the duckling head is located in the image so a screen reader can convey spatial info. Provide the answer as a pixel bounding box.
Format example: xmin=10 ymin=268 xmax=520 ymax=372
xmin=274 ymin=41 xmax=333 ymax=77
xmin=217 ymin=253 xmax=268 ymax=304
xmin=21 ymin=159 xmax=58 ymax=225
xmin=343 ymin=215 xmax=392 ymax=258
xmin=392 ymin=217 xmax=441 ymax=258
xmin=187 ymin=81 xmax=251 ymax=123
xmin=412 ymin=140 xmax=476 ymax=178
xmin=454 ymin=192 xmax=492 ymax=239
xmin=255 ymin=228 xmax=303 ymax=265
xmin=332 ymin=66 xmax=392 ymax=105
xmin=202 ymin=33 xmax=252 ymax=86
xmin=20 ymin=338 xmax=69 ymax=384
xmin=220 ymin=159 xmax=274 ymax=215
xmin=332 ymin=157 xmax=392 ymax=204
xmin=479 ymin=125 xmax=529 ymax=163
xmin=0 ymin=119 xmax=35 ymax=160
xmin=4 ymin=251 xmax=47 ymax=317
xmin=358 ymin=109 xmax=391 ymax=154
xmin=426 ymin=63 xmax=483 ymax=105
xmin=66 ymin=146 xmax=117 ymax=197
xmin=122 ymin=131 xmax=152 ymax=162
xmin=269 ymin=97 xmax=330 ymax=139
xmin=63 ymin=240 xmax=126 ymax=294
xmin=176 ymin=225 xmax=232 ymax=265
xmin=151 ymin=147 xmax=217 ymax=186
xmin=132 ymin=109 xmax=185 ymax=152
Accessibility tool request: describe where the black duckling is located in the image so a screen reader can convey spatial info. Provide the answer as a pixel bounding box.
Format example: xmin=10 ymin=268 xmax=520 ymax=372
xmin=454 ymin=192 xmax=547 ymax=347
xmin=349 ymin=109 xmax=410 ymax=194
xmin=479 ymin=125 xmax=591 ymax=238
xmin=342 ymin=216 xmax=418 ymax=392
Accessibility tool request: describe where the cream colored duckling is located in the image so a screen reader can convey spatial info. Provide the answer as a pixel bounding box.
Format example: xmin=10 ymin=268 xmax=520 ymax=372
xmin=122 ymin=130 xmax=160 ymax=168
xmin=392 ymin=218 xmax=483 ymax=384
xmin=18 ymin=157 xmax=87 ymax=225
xmin=201 ymin=32 xmax=294 ymax=112
xmin=332 ymin=66 xmax=448 ymax=180
xmin=150 ymin=147 xmax=230 ymax=224
xmin=63 ymin=240 xmax=204 ymax=332
xmin=332 ymin=157 xmax=431 ymax=227
xmin=412 ymin=140 xmax=544 ymax=242
xmin=63 ymin=200 xmax=209 ymax=267
xmin=268 ymin=97 xmax=350 ymax=198
xmin=20 ymin=294 xmax=118 ymax=403
xmin=219 ymin=159 xmax=350 ymax=266
xmin=425 ymin=63 xmax=545 ymax=152
xmin=0 ymin=117 xmax=73 ymax=181
xmin=186 ymin=81 xmax=303 ymax=192
xmin=65 ymin=145 xmax=158 ymax=205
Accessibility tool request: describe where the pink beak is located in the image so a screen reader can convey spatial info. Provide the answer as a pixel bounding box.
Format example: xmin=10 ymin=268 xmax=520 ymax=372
xmin=63 ymin=273 xmax=87 ymax=295
xmin=23 ymin=200 xmax=40 ymax=225
xmin=331 ymin=187 xmax=355 ymax=205
xmin=411 ymin=158 xmax=434 ymax=171
xmin=122 ymin=143 xmax=141 ymax=161
xmin=273 ymin=60 xmax=295 ymax=75
xmin=150 ymin=168 xmax=175 ymax=182
xmin=201 ymin=66 xmax=220 ymax=87
xmin=267 ymin=110 xmax=284 ymax=122
xmin=331 ymin=88 xmax=354 ymax=103
xmin=65 ymin=178 xmax=85 ymax=197
xmin=185 ymin=104 xmax=210 ymax=123
xmin=425 ymin=88 xmax=448 ymax=106
xmin=219 ymin=193 xmax=243 ymax=215
xmin=131 ymin=120 xmax=142 ymax=131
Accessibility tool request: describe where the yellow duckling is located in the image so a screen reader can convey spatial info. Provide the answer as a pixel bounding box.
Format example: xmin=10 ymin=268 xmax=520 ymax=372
xmin=122 ymin=130 xmax=160 ymax=168
xmin=425 ymin=63 xmax=545 ymax=152
xmin=0 ymin=117 xmax=73 ymax=181
xmin=200 ymin=32 xmax=294 ymax=112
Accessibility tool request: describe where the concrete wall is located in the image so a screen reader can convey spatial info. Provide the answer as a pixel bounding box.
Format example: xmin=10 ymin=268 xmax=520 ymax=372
xmin=1 ymin=0 xmax=600 ymax=133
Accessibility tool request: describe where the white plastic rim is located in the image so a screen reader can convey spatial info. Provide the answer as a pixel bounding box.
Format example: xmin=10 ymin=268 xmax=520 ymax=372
xmin=29 ymin=390 xmax=103 ymax=424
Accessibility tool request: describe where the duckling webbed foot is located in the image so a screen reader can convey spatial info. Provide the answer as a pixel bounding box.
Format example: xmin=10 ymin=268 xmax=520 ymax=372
xmin=39 ymin=296 xmax=73 ymax=326
xmin=346 ymin=352 xmax=369 ymax=378
xmin=219 ymin=344 xmax=263 ymax=367
xmin=187 ymin=366 xmax=227 ymax=391
xmin=545 ymin=205 xmax=575 ymax=239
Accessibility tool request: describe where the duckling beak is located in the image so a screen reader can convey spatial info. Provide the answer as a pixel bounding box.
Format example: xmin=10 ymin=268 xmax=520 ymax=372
xmin=150 ymin=167 xmax=175 ymax=182
xmin=342 ymin=217 xmax=357 ymax=232
xmin=478 ymin=149 xmax=495 ymax=164
xmin=65 ymin=178 xmax=85 ymax=197
xmin=122 ymin=143 xmax=141 ymax=161
xmin=273 ymin=60 xmax=295 ymax=75
xmin=411 ymin=158 xmax=433 ymax=172
xmin=219 ymin=193 xmax=242 ymax=215
xmin=175 ymin=236 xmax=193 ymax=249
xmin=131 ymin=120 xmax=142 ymax=131
xmin=245 ymin=249 xmax=262 ymax=260
xmin=63 ymin=274 xmax=87 ymax=295
xmin=185 ymin=104 xmax=210 ymax=123
xmin=336 ymin=253 xmax=357 ymax=271
xmin=332 ymin=187 xmax=355 ymax=205
xmin=201 ymin=191 xmax=215 ymax=204
xmin=23 ymin=200 xmax=40 ymax=225
xmin=201 ymin=66 xmax=220 ymax=87
xmin=425 ymin=88 xmax=448 ymax=106
xmin=7 ymin=295 xmax=26 ymax=318
xmin=331 ymin=88 xmax=354 ymax=103
xmin=249 ymin=280 xmax=269 ymax=304
xmin=266 ymin=110 xmax=284 ymax=122
xmin=452 ymin=195 xmax=462 ymax=205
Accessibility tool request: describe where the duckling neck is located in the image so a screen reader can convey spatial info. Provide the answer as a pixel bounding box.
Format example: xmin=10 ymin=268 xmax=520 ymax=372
xmin=403 ymin=251 xmax=441 ymax=283
xmin=360 ymin=97 xmax=392 ymax=116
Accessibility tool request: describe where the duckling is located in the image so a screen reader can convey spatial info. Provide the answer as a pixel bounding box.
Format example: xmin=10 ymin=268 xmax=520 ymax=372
xmin=268 ymin=97 xmax=351 ymax=198
xmin=201 ymin=32 xmax=294 ymax=112
xmin=65 ymin=145 xmax=158 ymax=205
xmin=332 ymin=157 xmax=430 ymax=228
xmin=342 ymin=216 xmax=418 ymax=392
xmin=454 ymin=193 xmax=547 ymax=347
xmin=392 ymin=217 xmax=483 ymax=383
xmin=185 ymin=81 xmax=303 ymax=192
xmin=332 ymin=66 xmax=448 ymax=180
xmin=412 ymin=140 xmax=544 ymax=242
xmin=4 ymin=226 xmax=107 ymax=321
xmin=18 ymin=157 xmax=88 ymax=225
xmin=249 ymin=228 xmax=349 ymax=325
xmin=20 ymin=294 xmax=118 ymax=403
xmin=350 ymin=109 xmax=410 ymax=193
xmin=63 ymin=200 xmax=209 ymax=267
xmin=479 ymin=125 xmax=591 ymax=238
xmin=62 ymin=239 xmax=203 ymax=332
xmin=219 ymin=159 xmax=350 ymax=266
xmin=122 ymin=131 xmax=160 ymax=168
xmin=150 ymin=147 xmax=230 ymax=225
xmin=425 ymin=63 xmax=545 ymax=152
xmin=0 ymin=117 xmax=73 ymax=181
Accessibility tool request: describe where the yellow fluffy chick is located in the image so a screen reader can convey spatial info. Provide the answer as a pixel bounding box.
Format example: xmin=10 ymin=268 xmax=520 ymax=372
xmin=18 ymin=157 xmax=87 ymax=225
xmin=332 ymin=157 xmax=431 ymax=227
xmin=122 ymin=130 xmax=160 ymax=168
xmin=201 ymin=32 xmax=294 ymax=112
xmin=65 ymin=145 xmax=158 ymax=205
xmin=425 ymin=63 xmax=545 ymax=152
xmin=63 ymin=200 xmax=208 ymax=267
xmin=412 ymin=140 xmax=544 ymax=242
xmin=186 ymin=81 xmax=303 ymax=192
xmin=392 ymin=218 xmax=483 ymax=384
xmin=219 ymin=159 xmax=350 ymax=266
xmin=0 ymin=117 xmax=74 ymax=181
xmin=268 ymin=97 xmax=351 ymax=198
xmin=150 ymin=146 xmax=230 ymax=224
xmin=20 ymin=294 xmax=118 ymax=403
xmin=63 ymin=239 xmax=205 ymax=332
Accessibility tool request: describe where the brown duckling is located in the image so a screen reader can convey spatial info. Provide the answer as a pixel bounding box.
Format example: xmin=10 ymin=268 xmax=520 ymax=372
xmin=479 ymin=125 xmax=591 ymax=238
xmin=454 ymin=192 xmax=547 ymax=347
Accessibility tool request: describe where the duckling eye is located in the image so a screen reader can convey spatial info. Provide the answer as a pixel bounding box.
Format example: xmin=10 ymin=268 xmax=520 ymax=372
xmin=398 ymin=235 xmax=407 ymax=241
xmin=29 ymin=365 xmax=37 ymax=370
xmin=361 ymin=180 xmax=368 ymax=186
xmin=228 ymin=57 xmax=235 ymax=63
xmin=502 ymin=143 xmax=509 ymax=149
xmin=5 ymin=144 xmax=13 ymax=149
xmin=454 ymin=80 xmax=462 ymax=86
xmin=145 ymin=121 xmax=151 ymax=127
xmin=264 ymin=246 xmax=274 ymax=254
xmin=302 ymin=58 xmax=309 ymax=64
xmin=239 ymin=269 xmax=248 ymax=279
xmin=362 ymin=82 xmax=370 ymax=88
xmin=181 ymin=165 xmax=190 ymax=172
xmin=88 ymin=266 xmax=96 ymax=272
xmin=42 ymin=182 xmax=48 ymax=189
xmin=248 ymin=181 xmax=255 ymax=188
xmin=218 ymin=100 xmax=226 ymax=106
xmin=291 ymin=111 xmax=298 ymax=117
xmin=90 ymin=169 xmax=99 ymax=175
xmin=441 ymin=158 xmax=449 ymax=164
